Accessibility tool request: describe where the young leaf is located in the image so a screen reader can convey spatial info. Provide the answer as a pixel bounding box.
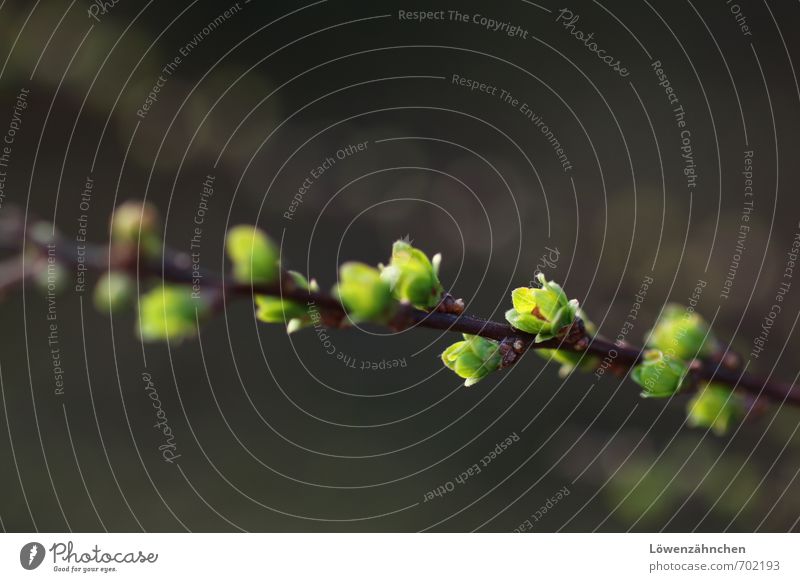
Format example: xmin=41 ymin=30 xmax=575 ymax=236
xmin=334 ymin=262 xmax=394 ymax=322
xmin=226 ymin=225 xmax=279 ymax=284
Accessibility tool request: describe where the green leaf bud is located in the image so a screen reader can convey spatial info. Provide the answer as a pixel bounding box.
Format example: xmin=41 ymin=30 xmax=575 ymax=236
xmin=255 ymin=297 xmax=308 ymax=323
xmin=441 ymin=334 xmax=502 ymax=386
xmin=110 ymin=200 xmax=162 ymax=257
xmin=441 ymin=340 xmax=469 ymax=366
xmin=631 ymin=349 xmax=688 ymax=398
xmin=646 ymin=303 xmax=716 ymax=361
xmin=505 ymin=273 xmax=579 ymax=341
xmin=686 ymin=383 xmax=745 ymax=436
xmin=94 ymin=272 xmax=135 ymax=313
xmin=226 ymin=225 xmax=279 ymax=285
xmin=137 ymin=285 xmax=208 ymax=342
xmin=334 ymin=262 xmax=394 ymax=322
xmin=380 ymin=240 xmax=444 ymax=310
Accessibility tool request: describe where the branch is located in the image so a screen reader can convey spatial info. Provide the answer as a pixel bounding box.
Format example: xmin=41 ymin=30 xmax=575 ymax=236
xmin=2 ymin=204 xmax=799 ymax=408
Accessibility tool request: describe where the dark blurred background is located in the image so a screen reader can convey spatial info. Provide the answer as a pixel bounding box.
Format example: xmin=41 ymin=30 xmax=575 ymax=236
xmin=1 ymin=0 xmax=799 ymax=532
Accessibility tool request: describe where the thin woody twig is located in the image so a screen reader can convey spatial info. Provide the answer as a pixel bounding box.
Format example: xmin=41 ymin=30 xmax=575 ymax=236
xmin=2 ymin=206 xmax=799 ymax=407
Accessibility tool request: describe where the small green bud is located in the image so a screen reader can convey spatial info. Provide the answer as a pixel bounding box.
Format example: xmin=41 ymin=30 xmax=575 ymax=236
xmin=110 ymin=200 xmax=161 ymax=257
xmin=94 ymin=272 xmax=135 ymax=313
xmin=226 ymin=225 xmax=279 ymax=285
xmin=686 ymin=383 xmax=745 ymax=436
xmin=255 ymin=271 xmax=318 ymax=332
xmin=380 ymin=239 xmax=444 ymax=310
xmin=505 ymin=273 xmax=579 ymax=342
xmin=334 ymin=262 xmax=394 ymax=322
xmin=137 ymin=285 xmax=208 ymax=341
xmin=441 ymin=334 xmax=502 ymax=386
xmin=646 ymin=304 xmax=716 ymax=360
xmin=631 ymin=350 xmax=688 ymax=398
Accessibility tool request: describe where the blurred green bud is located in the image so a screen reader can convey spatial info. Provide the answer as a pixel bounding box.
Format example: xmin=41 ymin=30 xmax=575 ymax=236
xmin=255 ymin=297 xmax=307 ymax=325
xmin=686 ymin=383 xmax=745 ymax=436
xmin=225 ymin=225 xmax=279 ymax=285
xmin=94 ymin=272 xmax=135 ymax=313
xmin=505 ymin=273 xmax=579 ymax=342
xmin=28 ymin=221 xmax=58 ymax=246
xmin=34 ymin=259 xmax=68 ymax=295
xmin=137 ymin=285 xmax=208 ymax=342
xmin=110 ymin=200 xmax=161 ymax=257
xmin=646 ymin=304 xmax=716 ymax=361
xmin=255 ymin=271 xmax=319 ymax=333
xmin=441 ymin=334 xmax=502 ymax=386
xmin=631 ymin=350 xmax=688 ymax=398
xmin=334 ymin=262 xmax=394 ymax=322
xmin=380 ymin=239 xmax=444 ymax=310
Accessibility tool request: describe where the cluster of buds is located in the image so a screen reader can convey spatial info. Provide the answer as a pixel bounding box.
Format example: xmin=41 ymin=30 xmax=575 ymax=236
xmin=334 ymin=239 xmax=447 ymax=322
xmin=686 ymin=383 xmax=745 ymax=436
xmin=94 ymin=201 xmax=162 ymax=315
xmin=90 ymin=208 xmax=758 ymax=437
xmin=441 ymin=334 xmax=502 ymax=386
xmin=133 ymin=222 xmax=282 ymax=341
xmin=505 ymin=273 xmax=579 ymax=342
xmin=100 ymin=201 xmax=208 ymax=341
xmin=629 ymin=304 xmax=747 ymax=433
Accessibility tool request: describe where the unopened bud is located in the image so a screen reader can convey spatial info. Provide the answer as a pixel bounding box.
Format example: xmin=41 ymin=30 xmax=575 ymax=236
xmin=441 ymin=334 xmax=502 ymax=386
xmin=505 ymin=273 xmax=579 ymax=342
xmin=646 ymin=304 xmax=716 ymax=360
xmin=380 ymin=239 xmax=444 ymax=310
xmin=94 ymin=272 xmax=135 ymax=313
xmin=110 ymin=200 xmax=161 ymax=257
xmin=631 ymin=349 xmax=688 ymax=398
xmin=686 ymin=383 xmax=745 ymax=436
